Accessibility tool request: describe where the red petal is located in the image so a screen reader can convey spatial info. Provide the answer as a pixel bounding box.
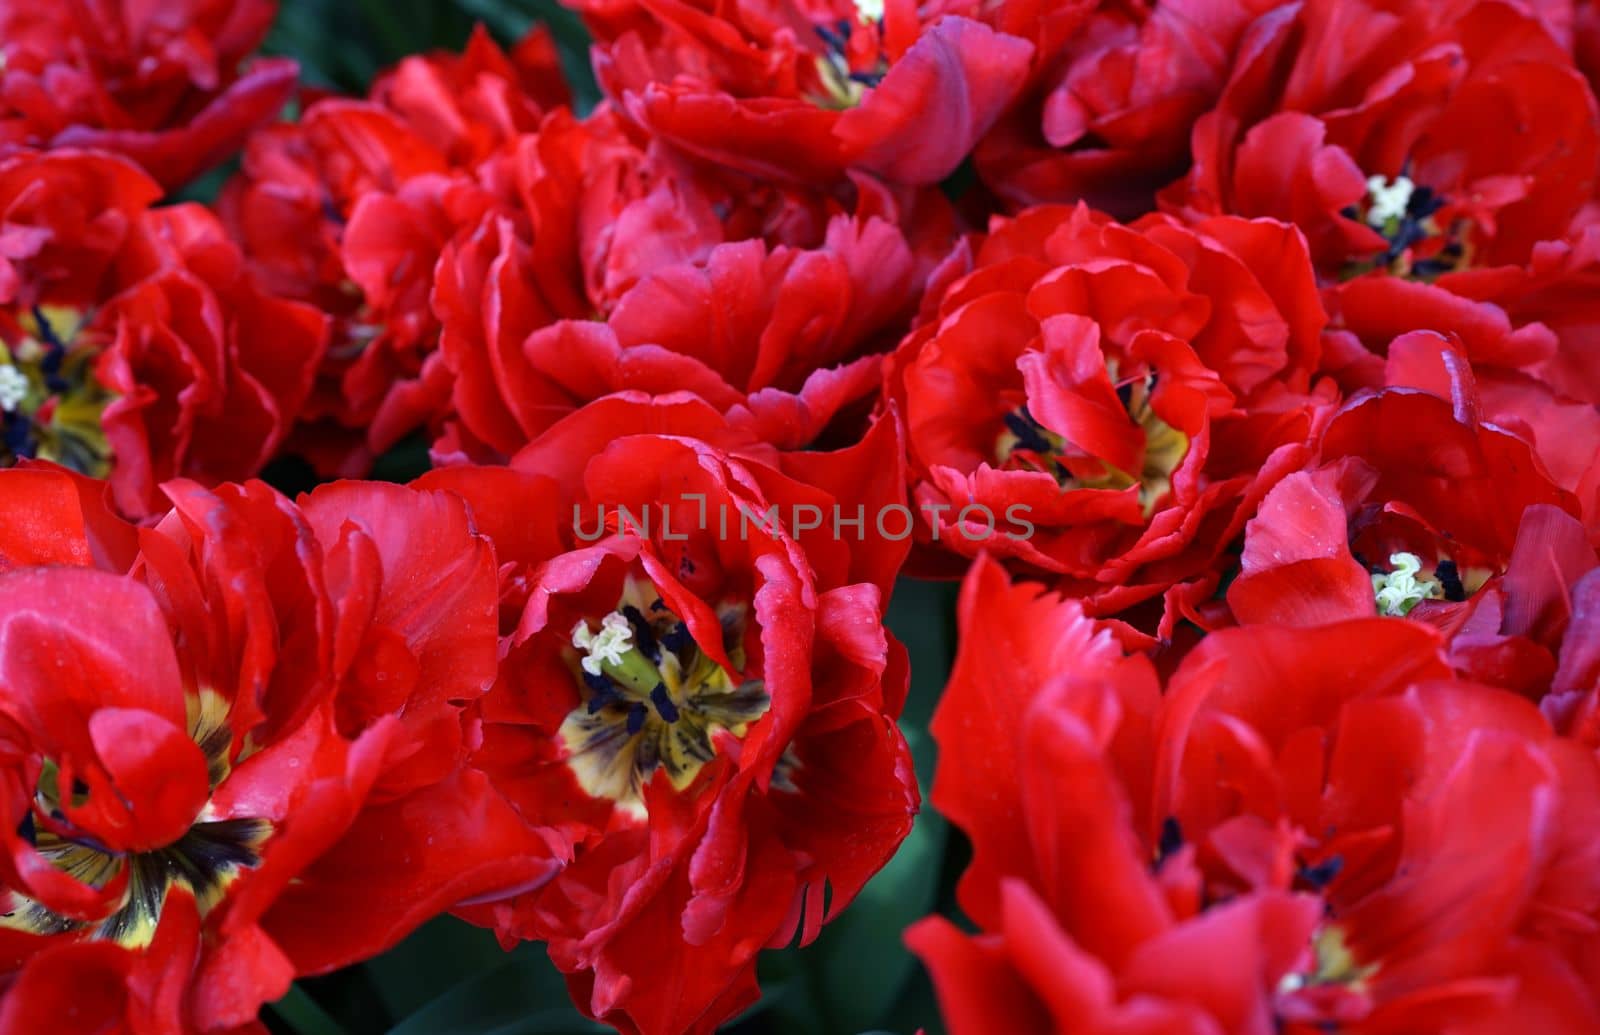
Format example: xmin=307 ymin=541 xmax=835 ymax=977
xmin=836 ymin=18 xmax=1034 ymax=184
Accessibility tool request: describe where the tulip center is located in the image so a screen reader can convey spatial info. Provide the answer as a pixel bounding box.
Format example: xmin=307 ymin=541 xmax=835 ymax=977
xmin=1278 ymin=926 xmax=1376 ymax=995
xmin=1371 ymin=551 xmax=1443 ymax=616
xmin=1347 ymin=173 xmax=1469 ymax=279
xmin=561 ymin=577 xmax=770 ymax=817
xmin=1366 ymin=551 xmax=1480 ymax=616
xmin=0 ymin=306 xmax=112 ymax=477
xmin=327 ymin=286 xmax=385 ymax=362
xmin=0 ymin=691 xmax=267 ymax=949
xmin=1 ymin=818 xmax=272 ymax=948
xmin=996 ymin=371 xmax=1187 ymax=518
xmin=810 ymin=15 xmax=888 ymax=110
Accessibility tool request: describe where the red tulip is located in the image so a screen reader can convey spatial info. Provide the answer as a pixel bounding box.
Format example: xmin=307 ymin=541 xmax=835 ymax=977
xmin=1230 ymin=332 xmax=1582 ymax=629
xmin=0 ymin=152 xmax=326 ymax=518
xmin=0 ymin=468 xmax=564 ymax=1028
xmin=977 ymin=0 xmax=1281 ymax=218
xmin=571 ymin=0 xmax=1033 ymax=186
xmin=422 ymin=399 xmax=916 ymax=1035
xmin=912 ymin=556 xmax=1600 ymax=1034
xmin=886 ymin=202 xmax=1334 ymax=620
xmin=0 ymin=0 xmax=295 ymax=189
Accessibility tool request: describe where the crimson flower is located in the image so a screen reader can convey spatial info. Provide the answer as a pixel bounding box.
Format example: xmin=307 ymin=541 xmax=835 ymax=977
xmin=1228 ymin=331 xmax=1584 ymax=630
xmin=1165 ymin=0 xmax=1596 ymax=278
xmin=433 ymin=180 xmax=955 ymax=462
xmin=221 ymin=19 xmax=965 ymax=475
xmin=886 ymin=202 xmax=1332 ymax=620
xmin=366 ymin=25 xmax=573 ymax=168
xmin=906 ymin=557 xmax=1322 ymax=1033
xmin=910 ymin=555 xmax=1600 ymax=1033
xmin=0 ymin=151 xmax=327 ymax=518
xmin=226 ymin=46 xmax=964 ymax=472
xmin=977 ymin=0 xmax=1281 ymax=217
xmin=0 ymin=0 xmax=296 ymax=189
xmin=218 ymin=27 xmax=578 ymax=474
xmin=423 ymin=395 xmax=916 ymax=1035
xmin=566 ymin=0 xmax=1034 ymax=185
xmin=1439 ymin=503 xmax=1600 ymax=710
xmin=0 ymin=470 xmax=376 ymax=1031
xmin=0 ymin=150 xmax=160 ymax=311
xmin=1154 ymin=622 xmax=1600 ymax=1033
xmin=258 ymin=477 xmax=570 ymax=975
xmin=1424 ymin=224 xmax=1600 ymax=409
xmin=1162 ymin=0 xmax=1600 ymax=415
xmin=0 ymin=466 xmax=564 ymax=1030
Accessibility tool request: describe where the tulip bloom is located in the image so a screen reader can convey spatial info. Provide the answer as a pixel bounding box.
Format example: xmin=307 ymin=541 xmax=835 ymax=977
xmin=0 ymin=152 xmax=327 ymax=518
xmin=0 ymin=0 xmax=296 ymax=189
xmin=887 ymin=203 xmax=1333 ymax=619
xmin=911 ymin=557 xmax=1600 ymax=1034
xmin=0 ymin=467 xmax=563 ymax=1030
xmin=570 ymin=0 xmax=1034 ymax=185
xmin=426 ymin=396 xmax=917 ymax=1035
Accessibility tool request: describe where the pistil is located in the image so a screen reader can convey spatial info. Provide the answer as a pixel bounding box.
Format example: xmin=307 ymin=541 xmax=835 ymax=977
xmin=561 ymin=579 xmax=771 ymax=814
xmin=1371 ymin=552 xmax=1443 ymax=616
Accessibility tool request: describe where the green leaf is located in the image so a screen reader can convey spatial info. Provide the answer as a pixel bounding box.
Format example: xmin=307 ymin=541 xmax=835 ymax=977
xmin=267 ymin=0 xmax=600 ymax=99
xmin=886 ymin=577 xmax=960 ymax=784
xmin=365 ymin=916 xmax=515 ymax=1018
xmin=732 ymin=966 xmax=827 ymax=1033
xmin=451 ymin=0 xmax=535 ymax=39
xmin=873 ymin=962 xmax=947 ymax=1035
xmin=269 ymin=984 xmax=352 ymax=1035
xmin=386 ymin=943 xmax=606 ymax=1035
xmin=804 ymin=807 xmax=947 ymax=1032
xmin=265 ymin=0 xmax=385 ymax=91
xmin=352 ymin=0 xmax=419 ymax=60
xmin=369 ymin=432 xmax=432 ymax=484
xmin=169 ymin=156 xmax=238 ymax=206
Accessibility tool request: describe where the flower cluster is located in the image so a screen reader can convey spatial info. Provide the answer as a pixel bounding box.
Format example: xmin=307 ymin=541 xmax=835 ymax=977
xmin=0 ymin=0 xmax=1596 ymax=1031
xmin=911 ymin=537 xmax=1600 ymax=1033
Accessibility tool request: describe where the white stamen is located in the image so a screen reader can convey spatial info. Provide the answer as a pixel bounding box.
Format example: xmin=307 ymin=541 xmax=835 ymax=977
xmin=854 ymin=0 xmax=884 ymax=21
xmin=0 ymin=364 xmax=27 ymax=413
xmin=1365 ymin=175 xmax=1415 ymax=228
xmin=1372 ymin=552 xmax=1440 ymax=617
xmin=571 ymin=612 xmax=634 ymax=675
